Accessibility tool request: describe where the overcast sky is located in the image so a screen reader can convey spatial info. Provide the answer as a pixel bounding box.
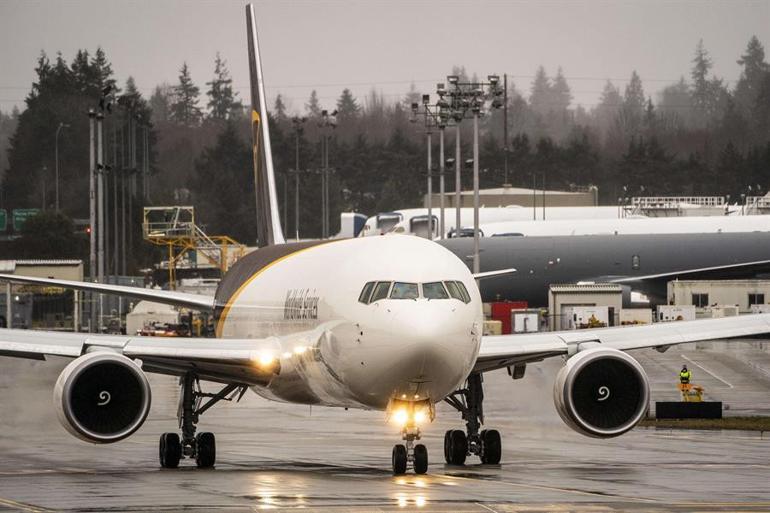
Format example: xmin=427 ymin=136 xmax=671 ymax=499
xmin=1 ymin=0 xmax=768 ymax=114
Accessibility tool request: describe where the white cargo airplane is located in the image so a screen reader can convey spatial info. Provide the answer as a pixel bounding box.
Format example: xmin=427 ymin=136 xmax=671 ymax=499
xmin=2 ymin=4 xmax=770 ymax=476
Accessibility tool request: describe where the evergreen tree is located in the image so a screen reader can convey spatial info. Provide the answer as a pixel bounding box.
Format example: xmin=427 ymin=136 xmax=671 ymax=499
xmin=616 ymin=71 xmax=645 ymax=138
xmin=273 ymin=94 xmax=288 ymax=124
xmin=691 ymin=39 xmax=712 ymax=112
xmin=594 ymin=80 xmax=622 ymax=142
xmin=206 ymin=53 xmax=241 ymax=121
xmin=551 ymin=67 xmax=572 ymax=112
xmin=336 ymin=88 xmax=360 ymax=119
xmin=305 ymin=89 xmax=321 ymax=117
xmin=529 ymin=66 xmax=551 ymax=115
xmin=657 ymin=77 xmax=693 ymax=130
xmin=149 ymin=83 xmax=173 ymax=123
xmin=192 ymin=121 xmax=254 ymax=242
xmin=170 ymin=62 xmax=202 ymax=126
xmin=734 ymin=36 xmax=769 ymax=129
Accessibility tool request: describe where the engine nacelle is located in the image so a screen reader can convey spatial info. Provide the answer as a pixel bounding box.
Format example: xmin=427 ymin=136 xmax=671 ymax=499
xmin=553 ymin=347 xmax=649 ymax=438
xmin=54 ymin=352 xmax=151 ymax=443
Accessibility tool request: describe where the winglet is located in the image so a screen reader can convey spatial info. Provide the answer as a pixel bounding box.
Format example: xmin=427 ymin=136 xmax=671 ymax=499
xmin=473 ymin=268 xmax=517 ymax=280
xmin=246 ymin=3 xmax=285 ymax=247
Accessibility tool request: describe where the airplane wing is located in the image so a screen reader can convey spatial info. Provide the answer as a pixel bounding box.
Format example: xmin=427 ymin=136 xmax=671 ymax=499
xmin=474 ymin=313 xmax=770 ymax=373
xmin=0 ymin=327 xmax=294 ymax=385
xmin=0 ymin=273 xmax=214 ymax=311
xmin=606 ymin=259 xmax=770 ymax=285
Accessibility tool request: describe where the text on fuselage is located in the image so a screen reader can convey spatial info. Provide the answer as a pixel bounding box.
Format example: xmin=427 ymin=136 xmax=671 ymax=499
xmin=284 ymin=288 xmax=320 ymax=320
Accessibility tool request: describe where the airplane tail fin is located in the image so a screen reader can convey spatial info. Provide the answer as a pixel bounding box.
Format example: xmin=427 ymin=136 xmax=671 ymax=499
xmin=246 ymin=3 xmax=285 ymax=247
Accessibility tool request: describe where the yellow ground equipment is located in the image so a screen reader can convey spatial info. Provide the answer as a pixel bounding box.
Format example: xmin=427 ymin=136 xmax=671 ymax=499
xmin=142 ymin=206 xmax=246 ymax=289
xmin=678 ymin=383 xmax=704 ymax=402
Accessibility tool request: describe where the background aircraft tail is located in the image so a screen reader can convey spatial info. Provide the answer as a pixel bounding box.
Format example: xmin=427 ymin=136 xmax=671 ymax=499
xmin=246 ymin=4 xmax=285 ymax=247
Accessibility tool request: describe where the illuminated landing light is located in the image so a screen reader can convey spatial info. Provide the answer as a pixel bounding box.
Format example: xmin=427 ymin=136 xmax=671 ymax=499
xmin=415 ymin=496 xmax=427 ymax=508
xmin=392 ymin=408 xmax=409 ymax=426
xmin=281 ymin=352 xmax=292 ymax=359
xmin=293 ymin=345 xmax=308 ymax=355
xmin=254 ymin=352 xmax=275 ymax=368
xmin=413 ymin=409 xmax=427 ymax=424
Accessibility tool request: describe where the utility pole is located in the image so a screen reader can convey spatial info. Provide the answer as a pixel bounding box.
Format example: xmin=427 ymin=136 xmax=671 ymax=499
xmin=472 ymin=106 xmax=480 ymax=274
xmin=292 ymin=116 xmax=306 ymax=240
xmin=503 ymin=73 xmax=509 ymax=186
xmin=455 ymin=122 xmax=461 ymax=235
xmin=113 ymin=123 xmax=119 ymax=280
xmin=427 ymin=129 xmax=432 ymax=238
xmin=318 ymin=110 xmax=336 ymax=238
xmin=88 ymin=109 xmax=97 ymax=332
xmin=96 ymin=112 xmax=105 ymax=332
xmin=438 ymin=124 xmax=446 ymax=239
xmin=55 ymin=122 xmax=70 ymax=212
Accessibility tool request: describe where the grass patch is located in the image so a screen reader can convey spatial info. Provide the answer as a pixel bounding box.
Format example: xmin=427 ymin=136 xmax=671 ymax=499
xmin=639 ymin=416 xmax=770 ymax=431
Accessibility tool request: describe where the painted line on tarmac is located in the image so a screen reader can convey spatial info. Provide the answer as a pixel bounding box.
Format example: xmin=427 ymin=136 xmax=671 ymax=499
xmin=435 ymin=470 xmax=657 ymax=503
xmin=681 ymin=354 xmax=734 ymax=388
xmin=0 ymin=496 xmax=53 ymax=513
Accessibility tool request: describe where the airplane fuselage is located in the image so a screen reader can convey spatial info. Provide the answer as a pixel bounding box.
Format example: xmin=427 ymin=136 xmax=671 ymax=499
xmin=214 ymin=236 xmax=483 ymax=411
xmin=440 ymin=232 xmax=770 ymax=306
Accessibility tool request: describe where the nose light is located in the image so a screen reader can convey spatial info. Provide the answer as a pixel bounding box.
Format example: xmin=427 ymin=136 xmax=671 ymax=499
xmin=387 ymin=399 xmax=434 ymax=428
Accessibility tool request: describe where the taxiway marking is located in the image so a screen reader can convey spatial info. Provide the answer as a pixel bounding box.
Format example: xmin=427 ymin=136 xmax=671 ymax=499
xmin=681 ymin=354 xmax=734 ymax=388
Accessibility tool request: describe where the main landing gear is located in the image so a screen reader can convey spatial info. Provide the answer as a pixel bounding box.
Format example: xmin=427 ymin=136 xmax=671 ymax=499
xmin=159 ymin=372 xmax=246 ymax=469
xmin=443 ymin=373 xmax=502 ymax=466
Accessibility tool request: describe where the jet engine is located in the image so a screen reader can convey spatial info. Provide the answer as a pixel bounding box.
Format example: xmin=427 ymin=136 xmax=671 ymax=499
xmin=54 ymin=352 xmax=151 ymax=443
xmin=553 ymin=347 xmax=649 ymax=438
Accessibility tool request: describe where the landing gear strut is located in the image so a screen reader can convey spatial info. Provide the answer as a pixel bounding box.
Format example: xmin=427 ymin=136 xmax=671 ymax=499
xmin=392 ymin=425 xmax=428 ymax=475
xmin=159 ymin=372 xmax=246 ymax=469
xmin=443 ymin=373 xmax=501 ymax=465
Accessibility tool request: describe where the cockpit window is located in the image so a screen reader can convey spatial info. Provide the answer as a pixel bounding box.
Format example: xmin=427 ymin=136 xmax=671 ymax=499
xmin=390 ymin=282 xmax=419 ymax=300
xmin=422 ymin=281 xmax=449 ymax=299
xmin=445 ymin=281 xmax=471 ymax=303
xmin=370 ymin=281 xmax=392 ymax=302
xmin=358 ymin=281 xmax=375 ymax=304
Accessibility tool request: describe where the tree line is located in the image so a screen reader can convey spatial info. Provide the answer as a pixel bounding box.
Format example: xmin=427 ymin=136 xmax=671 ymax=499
xmin=0 ymin=36 xmax=768 ymax=273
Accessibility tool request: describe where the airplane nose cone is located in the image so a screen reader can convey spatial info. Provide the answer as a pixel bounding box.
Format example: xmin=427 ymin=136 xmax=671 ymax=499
xmin=345 ymin=301 xmax=480 ymax=408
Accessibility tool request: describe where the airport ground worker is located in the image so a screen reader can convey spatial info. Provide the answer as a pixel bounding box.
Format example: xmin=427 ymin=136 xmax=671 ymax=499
xmin=679 ymin=365 xmax=692 ymax=384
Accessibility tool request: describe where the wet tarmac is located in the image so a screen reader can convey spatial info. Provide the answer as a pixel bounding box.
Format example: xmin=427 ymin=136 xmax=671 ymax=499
xmin=0 ymin=340 xmax=769 ymax=512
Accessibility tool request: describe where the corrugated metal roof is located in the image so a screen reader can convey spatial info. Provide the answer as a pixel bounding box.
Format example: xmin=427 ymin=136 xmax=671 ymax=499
xmin=549 ymin=283 xmax=622 ymax=293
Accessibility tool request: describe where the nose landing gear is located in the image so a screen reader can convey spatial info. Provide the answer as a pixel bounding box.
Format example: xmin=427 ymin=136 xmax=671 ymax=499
xmin=159 ymin=372 xmax=247 ymax=469
xmin=444 ymin=373 xmax=501 ymax=465
xmin=392 ymin=425 xmax=428 ymax=475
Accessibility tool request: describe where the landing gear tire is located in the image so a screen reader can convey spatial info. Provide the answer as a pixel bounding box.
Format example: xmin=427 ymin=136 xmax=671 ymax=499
xmin=413 ymin=444 xmax=428 ymax=474
xmin=445 ymin=429 xmax=467 ymax=465
xmin=392 ymin=444 xmax=407 ymax=475
xmin=159 ymin=432 xmax=181 ymax=469
xmin=195 ymin=432 xmax=216 ymax=468
xmin=480 ymin=429 xmax=501 ymax=465
xmin=443 ymin=430 xmax=452 ymax=463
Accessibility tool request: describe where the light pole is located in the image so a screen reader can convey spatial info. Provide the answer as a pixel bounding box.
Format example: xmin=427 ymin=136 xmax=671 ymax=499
xmin=410 ymin=94 xmax=438 ymax=239
xmin=443 ymin=75 xmax=503 ymax=271
xmin=55 ymin=122 xmax=70 ymax=212
xmin=291 ymin=116 xmax=307 ymax=240
xmin=318 ymin=110 xmax=336 ymax=238
xmin=87 ymin=109 xmax=96 ymax=332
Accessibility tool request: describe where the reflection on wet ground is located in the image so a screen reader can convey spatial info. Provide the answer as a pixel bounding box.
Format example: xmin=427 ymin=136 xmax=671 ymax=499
xmin=0 ymin=343 xmax=769 ymax=511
